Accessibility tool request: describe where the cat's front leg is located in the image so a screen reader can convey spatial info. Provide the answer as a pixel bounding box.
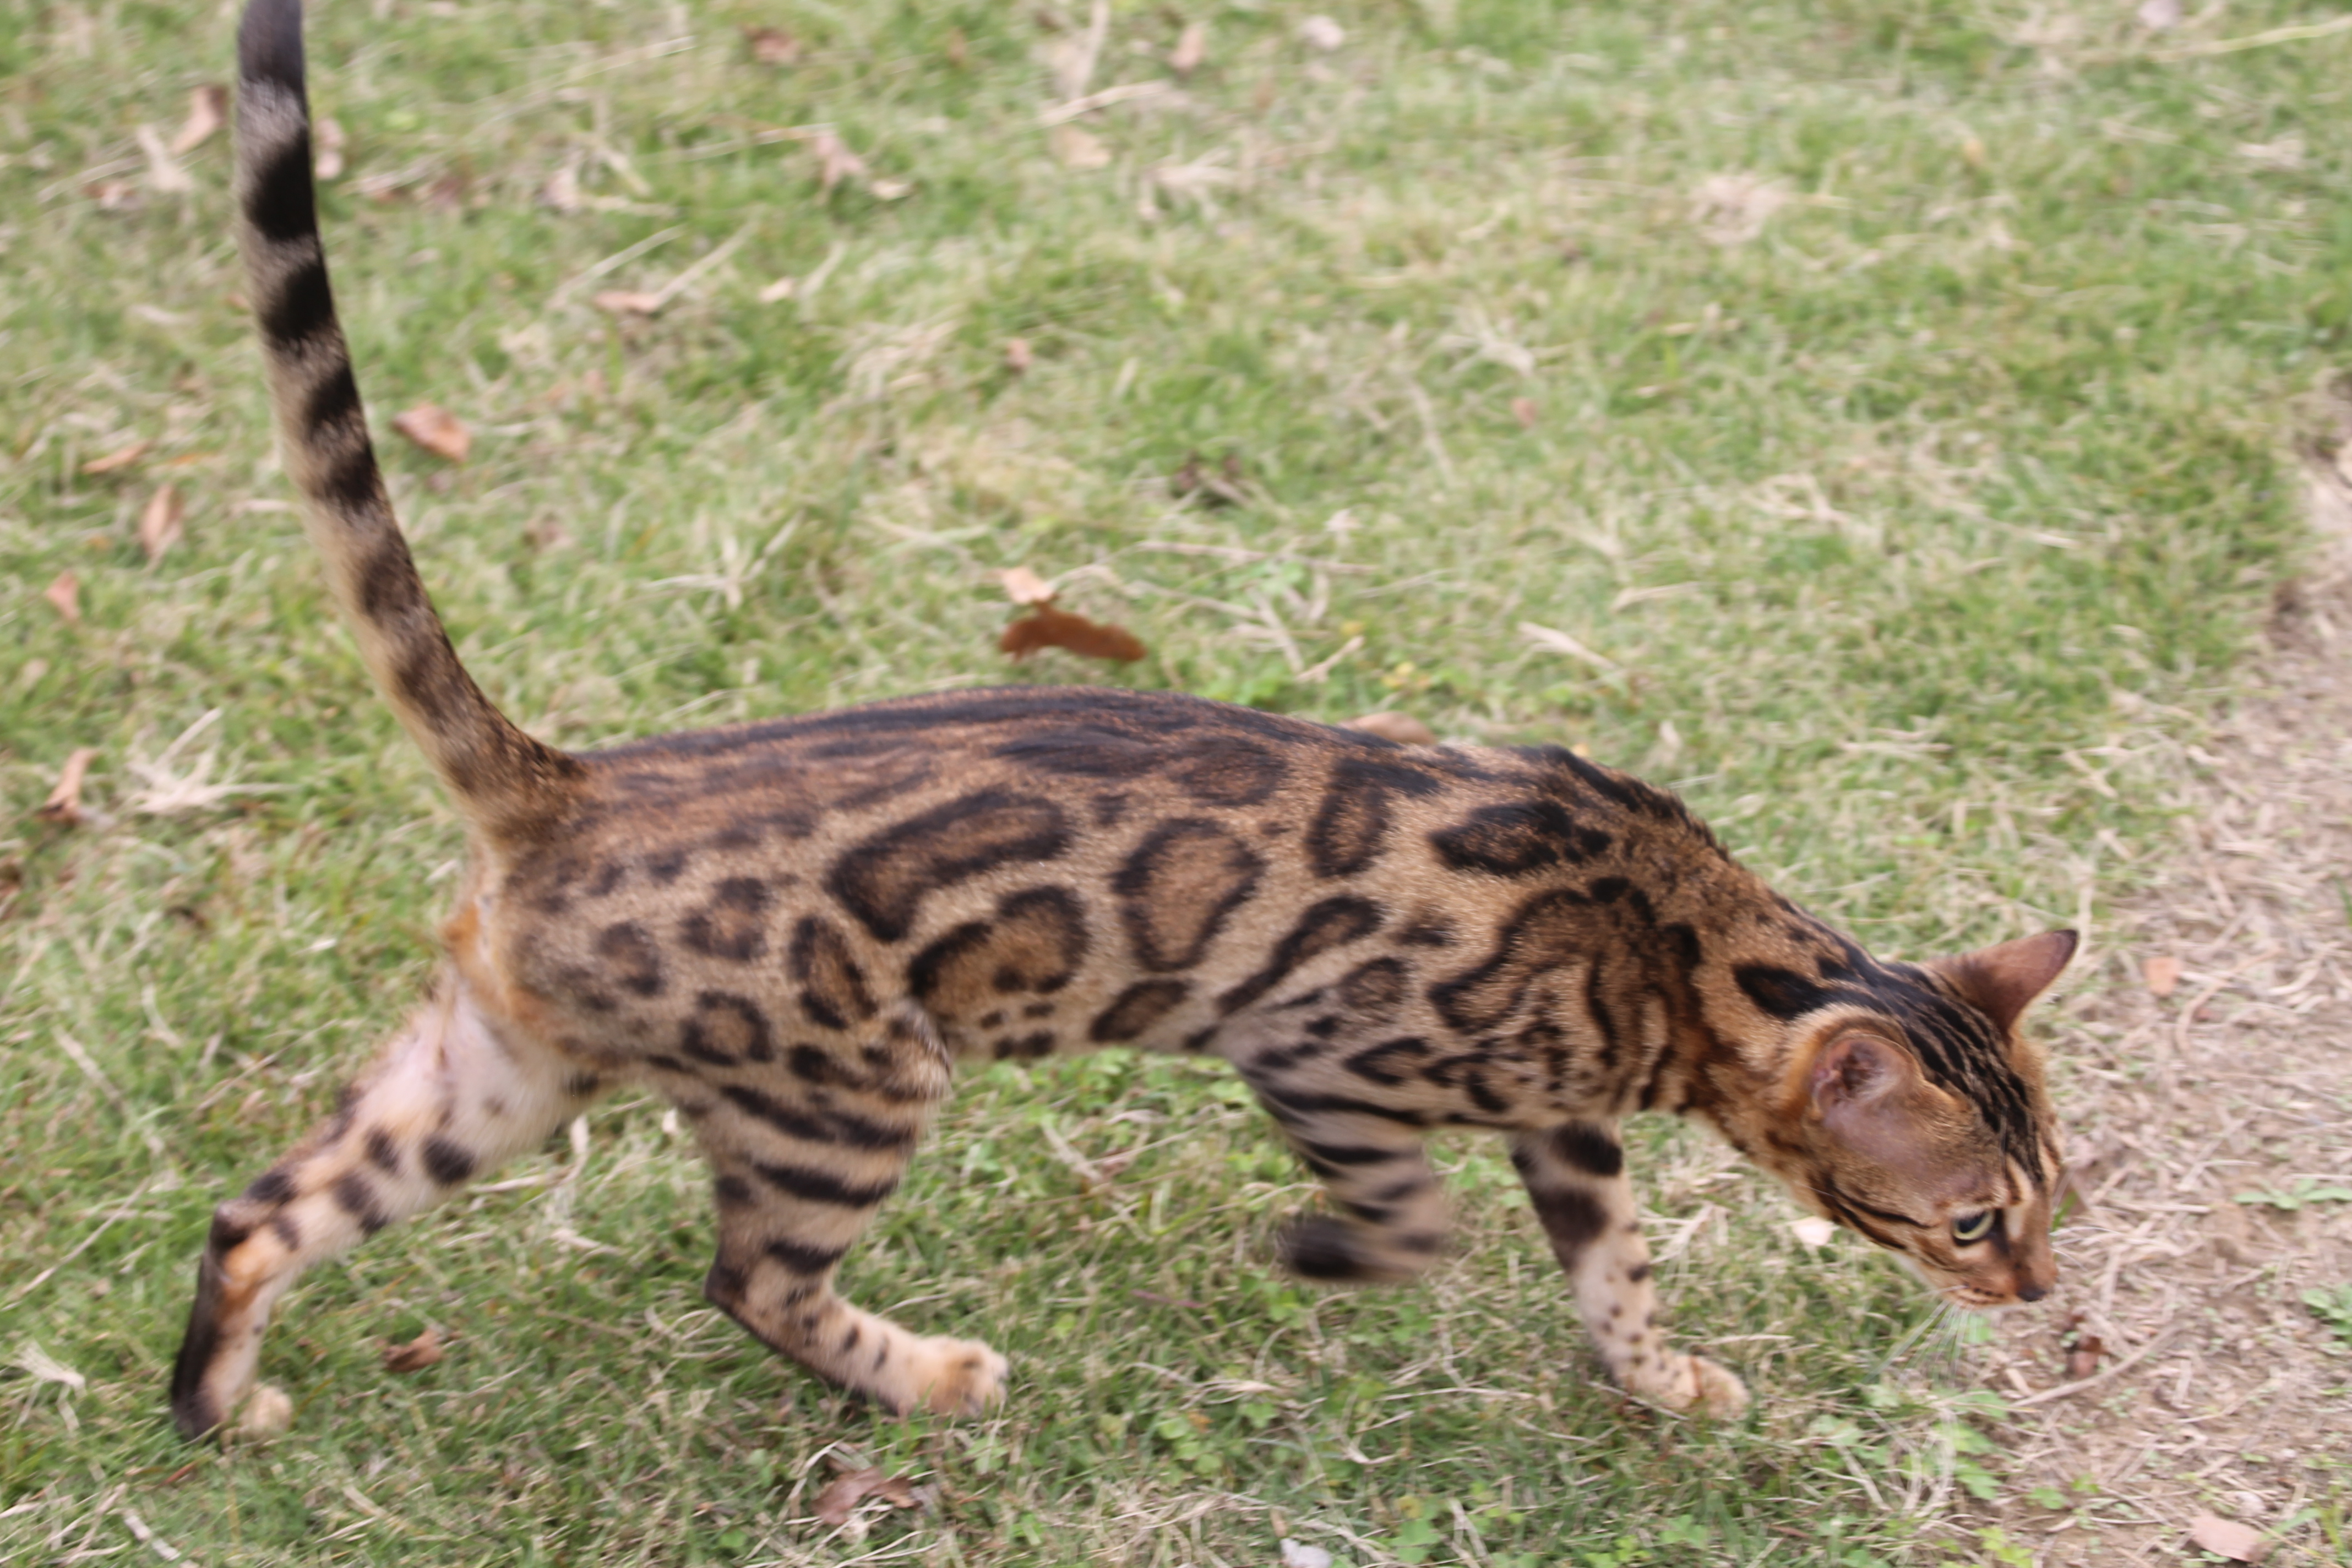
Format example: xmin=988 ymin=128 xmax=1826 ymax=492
xmin=1509 ymin=1123 xmax=1748 ymax=1418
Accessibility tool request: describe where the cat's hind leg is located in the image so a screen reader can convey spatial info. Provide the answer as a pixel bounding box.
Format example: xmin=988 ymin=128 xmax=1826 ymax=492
xmin=683 ymin=1004 xmax=1005 ymax=1417
xmin=1510 ymin=1121 xmax=1747 ymax=1417
xmin=1235 ymin=1058 xmax=1449 ymax=1283
xmin=172 ymin=972 xmax=602 ymax=1438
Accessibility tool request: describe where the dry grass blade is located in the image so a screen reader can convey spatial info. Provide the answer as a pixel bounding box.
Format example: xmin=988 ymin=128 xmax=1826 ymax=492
xmin=170 ymin=85 xmax=227 ymax=156
xmin=80 ymin=438 xmax=151 ymax=475
xmin=999 ymin=603 xmax=1146 ymax=663
xmin=139 ymin=483 xmax=184 ymax=563
xmin=136 ymin=124 xmax=194 ymax=195
xmin=391 ymin=403 xmax=471 ymax=462
xmin=592 ymin=290 xmax=667 ymax=316
xmin=313 ymin=117 xmax=346 ymax=181
xmin=1520 ymin=621 xmax=1620 ymax=672
xmin=43 ymin=570 xmax=82 ymax=624
xmin=34 ymin=748 xmax=97 ymax=826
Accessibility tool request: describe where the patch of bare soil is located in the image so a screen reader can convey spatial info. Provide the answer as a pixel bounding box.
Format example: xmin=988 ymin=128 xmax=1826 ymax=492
xmin=1970 ymin=504 xmax=2352 ymax=1562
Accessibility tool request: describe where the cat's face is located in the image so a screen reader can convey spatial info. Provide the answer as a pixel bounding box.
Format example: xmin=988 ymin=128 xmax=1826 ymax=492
xmin=1768 ymin=932 xmax=2075 ymax=1309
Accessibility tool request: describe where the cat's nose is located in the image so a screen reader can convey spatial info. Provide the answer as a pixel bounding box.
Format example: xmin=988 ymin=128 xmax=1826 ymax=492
xmin=2014 ymin=1281 xmax=2046 ymax=1303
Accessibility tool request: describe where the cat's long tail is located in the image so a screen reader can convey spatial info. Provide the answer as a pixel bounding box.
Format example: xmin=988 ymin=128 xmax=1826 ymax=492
xmin=235 ymin=0 xmax=583 ymax=840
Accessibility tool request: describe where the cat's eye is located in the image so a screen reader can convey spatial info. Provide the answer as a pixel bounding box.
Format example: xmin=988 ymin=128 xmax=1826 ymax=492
xmin=1950 ymin=1211 xmax=1996 ymax=1244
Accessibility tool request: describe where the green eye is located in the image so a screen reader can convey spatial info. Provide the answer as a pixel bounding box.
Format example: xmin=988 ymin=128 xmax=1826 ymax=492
xmin=1951 ymin=1211 xmax=1996 ymax=1244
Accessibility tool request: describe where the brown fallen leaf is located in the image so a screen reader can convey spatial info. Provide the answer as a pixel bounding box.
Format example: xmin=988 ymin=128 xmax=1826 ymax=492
xmin=422 ymin=171 xmax=469 ymax=214
xmin=1050 ymin=123 xmax=1111 ymax=170
xmin=313 ymin=117 xmax=347 ymax=181
xmin=2064 ymin=1331 xmax=2105 ymax=1381
xmin=944 ymin=28 xmax=970 ymax=69
xmin=807 ymin=128 xmax=869 ymax=194
xmin=1000 ymin=603 xmax=1146 ymax=664
xmin=88 ymin=179 xmax=141 ymax=211
xmin=139 ymin=484 xmax=186 ymax=563
xmin=1342 ymin=712 xmax=1436 ymax=746
xmin=2143 ymin=953 xmax=2180 ymax=998
xmin=744 ymin=25 xmax=803 ymax=66
xmin=392 ymin=403 xmax=471 ymax=463
xmin=1297 ymin=14 xmax=1346 ymax=52
xmin=1510 ymin=396 xmax=1538 ymax=429
xmin=81 ymin=438 xmax=153 ymax=476
xmin=44 ymin=571 xmax=83 ymax=624
xmin=592 ymin=290 xmax=667 ymax=317
xmin=137 ymin=124 xmax=194 ymax=196
xmin=999 ymin=565 xmax=1055 ymax=605
xmin=1003 ymin=337 xmax=1033 ymax=374
xmin=2187 ymin=1513 xmax=2272 ymax=1564
xmin=812 ymin=1466 xmax=920 ymax=1528
xmin=170 ymin=85 xmax=228 ymax=156
xmin=36 ymin=748 xmax=99 ymax=826
xmin=1170 ymin=451 xmax=1248 ymax=507
xmin=382 ymin=1327 xmax=444 ymax=1373
xmin=1169 ymin=20 xmax=1208 ymax=77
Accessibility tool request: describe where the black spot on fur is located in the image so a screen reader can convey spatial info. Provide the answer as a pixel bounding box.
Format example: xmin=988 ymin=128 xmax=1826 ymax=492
xmin=1429 ymin=799 xmax=1612 ymax=876
xmin=753 ymin=1161 xmax=901 ymax=1208
xmin=789 ymin=916 xmax=876 ymax=1030
xmin=596 ymin=921 xmax=666 ymax=998
xmin=682 ymin=878 xmax=771 ymax=962
xmin=1217 ymin=896 xmax=1384 ymax=1016
xmin=243 ymin=1168 xmax=295 ymax=1206
xmin=909 ymin=886 xmax=1090 ymax=1012
xmin=1305 ymin=756 xmax=1441 ymax=878
xmin=1091 ymin=978 xmax=1190 ymax=1042
xmin=1734 ymin=963 xmax=1835 ymax=1020
xmin=365 ymin=1128 xmax=400 ymax=1173
xmin=258 ymin=256 xmax=334 ymax=349
xmin=1114 ymin=819 xmax=1265 ymax=972
xmin=331 ymin=1172 xmax=389 ymax=1234
xmin=765 ymin=1237 xmax=850 ymax=1276
xmin=827 ymin=789 xmax=1070 ymax=941
xmin=1548 ymin=1123 xmax=1624 ymax=1179
xmin=1531 ymin=1187 xmax=1608 ymax=1259
xmin=1336 ymin=956 xmax=1408 ymax=1015
xmin=421 ymin=1137 xmax=476 ymax=1186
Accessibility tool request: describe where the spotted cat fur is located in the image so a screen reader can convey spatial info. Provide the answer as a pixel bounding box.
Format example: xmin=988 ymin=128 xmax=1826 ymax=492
xmin=173 ymin=0 xmax=2077 ymax=1439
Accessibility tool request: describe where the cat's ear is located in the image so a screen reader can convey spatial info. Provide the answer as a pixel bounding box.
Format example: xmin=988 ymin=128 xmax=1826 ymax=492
xmin=1806 ymin=1032 xmax=1969 ymax=1185
xmin=1929 ymin=930 xmax=2078 ymax=1033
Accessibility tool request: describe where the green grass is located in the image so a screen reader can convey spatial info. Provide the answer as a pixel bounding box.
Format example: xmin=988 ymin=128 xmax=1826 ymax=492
xmin=2 ymin=0 xmax=2343 ymax=1561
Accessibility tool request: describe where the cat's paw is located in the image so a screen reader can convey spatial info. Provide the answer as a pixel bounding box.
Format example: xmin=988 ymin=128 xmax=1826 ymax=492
xmin=1634 ymin=1353 xmax=1749 ymax=1418
xmin=903 ymin=1336 xmax=1009 ymax=1417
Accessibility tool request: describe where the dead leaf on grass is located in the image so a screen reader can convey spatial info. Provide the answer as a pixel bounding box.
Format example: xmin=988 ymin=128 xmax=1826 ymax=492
xmin=1169 ymin=20 xmax=1208 ymax=77
xmin=1000 ymin=565 xmax=1055 ymax=605
xmin=87 ymin=179 xmax=141 ymax=211
xmin=43 ymin=571 xmax=83 ymax=624
xmin=81 ymin=438 xmax=153 ymax=476
xmin=382 ymin=1327 xmax=444 ymax=1373
xmin=592 ymin=290 xmax=667 ymax=317
xmin=1000 ymin=603 xmax=1146 ymax=664
xmin=1790 ymin=1216 xmax=1838 ymax=1249
xmin=139 ymin=484 xmax=185 ymax=563
xmin=2064 ymin=1332 xmax=2106 ymax=1381
xmin=392 ymin=403 xmax=471 ymax=463
xmin=812 ymin=1466 xmax=921 ymax=1528
xmin=2143 ymin=953 xmax=2181 ymax=998
xmin=806 ymin=128 xmax=869 ymax=194
xmin=744 ymin=25 xmax=803 ymax=66
xmin=1510 ymin=396 xmax=1538 ymax=429
xmin=1050 ymin=123 xmax=1112 ymax=170
xmin=137 ymin=124 xmax=195 ymax=196
xmin=314 ymin=117 xmax=347 ymax=181
xmin=1342 ymin=712 xmax=1436 ymax=745
xmin=1003 ymin=337 xmax=1034 ymax=374
xmin=2137 ymin=0 xmax=2183 ymax=28
xmin=1297 ymin=14 xmax=1346 ymax=52
xmin=867 ymin=176 xmax=913 ymax=200
xmin=36 ymin=748 xmax=99 ymax=826
xmin=1170 ymin=450 xmax=1248 ymax=506
xmin=2187 ymin=1513 xmax=2272 ymax=1564
xmin=239 ymin=1383 xmax=295 ymax=1438
xmin=170 ymin=85 xmax=228 ymax=156
xmin=1690 ymin=172 xmax=1789 ymax=246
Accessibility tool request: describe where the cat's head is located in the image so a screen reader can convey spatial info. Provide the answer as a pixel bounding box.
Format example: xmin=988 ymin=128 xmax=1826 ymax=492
xmin=1755 ymin=930 xmax=2076 ymax=1309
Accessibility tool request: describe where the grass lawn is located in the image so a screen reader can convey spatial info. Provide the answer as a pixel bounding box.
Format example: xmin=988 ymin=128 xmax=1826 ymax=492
xmin=3 ymin=0 xmax=2344 ymax=1562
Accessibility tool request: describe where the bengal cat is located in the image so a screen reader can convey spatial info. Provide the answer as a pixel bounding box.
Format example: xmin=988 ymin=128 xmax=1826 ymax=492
xmin=173 ymin=0 xmax=2075 ymax=1440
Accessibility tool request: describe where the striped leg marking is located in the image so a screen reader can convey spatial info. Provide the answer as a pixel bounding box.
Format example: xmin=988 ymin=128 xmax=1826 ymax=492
xmin=171 ymin=974 xmax=600 ymax=1439
xmin=1238 ymin=1069 xmax=1446 ymax=1283
xmin=1511 ymin=1122 xmax=1747 ymax=1417
xmin=690 ymin=1008 xmax=1004 ymax=1417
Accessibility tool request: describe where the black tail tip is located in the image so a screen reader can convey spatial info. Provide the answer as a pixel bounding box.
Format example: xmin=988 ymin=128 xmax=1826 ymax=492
xmin=237 ymin=0 xmax=305 ymax=92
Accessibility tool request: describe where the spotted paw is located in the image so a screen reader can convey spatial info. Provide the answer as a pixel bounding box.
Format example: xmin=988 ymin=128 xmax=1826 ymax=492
xmin=905 ymin=1336 xmax=1009 ymax=1417
xmin=1647 ymin=1352 xmax=1749 ymax=1418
